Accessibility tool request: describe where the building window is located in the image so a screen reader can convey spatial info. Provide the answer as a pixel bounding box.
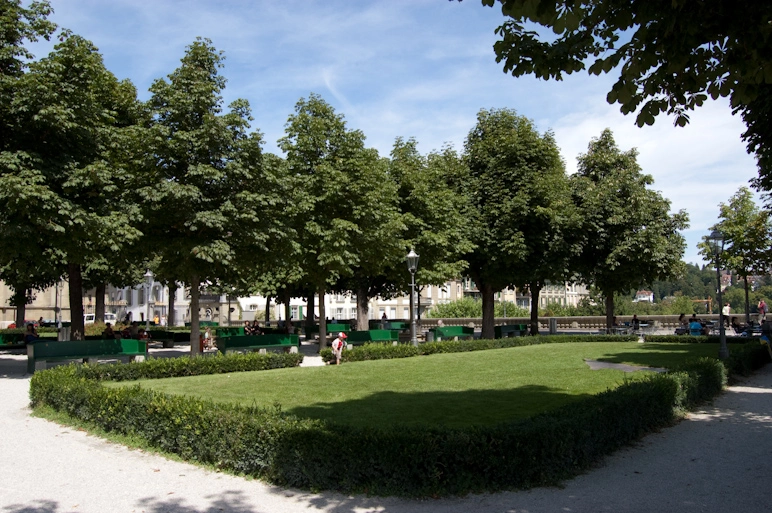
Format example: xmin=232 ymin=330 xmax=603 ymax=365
xmin=335 ymin=308 xmax=343 ymax=320
xmin=390 ymin=307 xmax=397 ymax=319
xmin=138 ymin=288 xmax=145 ymax=306
xmin=379 ymin=307 xmax=386 ymax=319
xmin=403 ymin=307 xmax=409 ymax=319
xmin=426 ymin=285 xmax=432 ymax=297
xmin=291 ymin=306 xmax=298 ymax=319
xmin=126 ymin=289 xmax=133 ymax=307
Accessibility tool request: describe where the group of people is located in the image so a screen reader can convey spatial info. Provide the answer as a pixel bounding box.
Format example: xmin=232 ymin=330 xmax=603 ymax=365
xmin=243 ymin=320 xmax=263 ymax=336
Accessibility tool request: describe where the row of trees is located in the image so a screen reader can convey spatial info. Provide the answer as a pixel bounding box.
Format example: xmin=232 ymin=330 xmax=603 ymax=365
xmin=1 ymin=1 xmax=688 ymax=347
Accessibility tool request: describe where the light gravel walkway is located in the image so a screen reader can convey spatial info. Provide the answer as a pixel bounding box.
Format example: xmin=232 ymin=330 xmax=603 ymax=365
xmin=0 ymin=349 xmax=771 ymax=513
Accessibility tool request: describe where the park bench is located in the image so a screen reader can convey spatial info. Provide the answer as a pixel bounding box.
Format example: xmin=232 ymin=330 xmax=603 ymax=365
xmin=305 ymin=323 xmax=351 ymax=338
xmin=26 ymin=339 xmax=148 ymax=374
xmin=345 ymin=329 xmax=401 ymax=346
xmin=494 ymin=324 xmax=528 ymax=338
xmin=431 ymin=325 xmax=475 ymax=341
xmin=214 ymin=327 xmax=245 ymax=337
xmin=215 ymin=334 xmax=299 ymax=354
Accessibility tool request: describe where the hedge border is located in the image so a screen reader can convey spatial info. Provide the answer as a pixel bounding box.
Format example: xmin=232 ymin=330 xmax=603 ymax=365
xmin=28 ymin=340 xmax=770 ymax=497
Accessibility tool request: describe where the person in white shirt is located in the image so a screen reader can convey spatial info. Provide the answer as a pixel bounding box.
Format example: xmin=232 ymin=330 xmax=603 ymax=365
xmin=331 ymin=332 xmax=347 ymax=365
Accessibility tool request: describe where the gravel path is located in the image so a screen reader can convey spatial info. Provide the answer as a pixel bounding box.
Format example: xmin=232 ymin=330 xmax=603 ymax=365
xmin=1 ymin=350 xmax=770 ymax=513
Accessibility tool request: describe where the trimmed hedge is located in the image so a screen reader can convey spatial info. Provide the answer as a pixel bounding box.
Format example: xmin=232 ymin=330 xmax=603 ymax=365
xmin=70 ymin=351 xmax=304 ymax=381
xmin=321 ymin=334 xmax=638 ymax=363
xmin=29 ymin=355 xmax=732 ymax=496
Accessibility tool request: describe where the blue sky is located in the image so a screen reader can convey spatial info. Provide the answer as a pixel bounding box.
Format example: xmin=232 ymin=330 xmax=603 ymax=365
xmin=32 ymin=0 xmax=760 ymax=265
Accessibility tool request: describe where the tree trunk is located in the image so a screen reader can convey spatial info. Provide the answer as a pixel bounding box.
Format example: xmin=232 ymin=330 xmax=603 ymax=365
xmin=168 ymin=283 xmax=177 ymax=327
xmin=529 ymin=282 xmax=542 ymax=335
xmin=265 ymin=296 xmax=271 ymax=325
xmin=744 ymin=275 xmax=750 ymax=324
xmin=356 ymin=284 xmax=369 ymax=331
xmin=190 ymin=276 xmax=201 ymax=355
xmin=13 ymin=287 xmax=26 ymax=328
xmin=319 ymin=286 xmax=327 ymax=349
xmin=605 ymin=291 xmax=614 ymax=333
xmin=68 ymin=263 xmax=85 ymax=339
xmin=282 ymin=289 xmax=291 ymax=323
xmin=95 ymin=282 xmax=106 ymax=323
xmin=480 ymin=281 xmax=495 ymax=340
xmin=306 ymin=292 xmax=315 ymax=328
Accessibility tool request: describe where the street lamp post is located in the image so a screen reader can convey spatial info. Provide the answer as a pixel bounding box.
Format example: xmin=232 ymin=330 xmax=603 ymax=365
xmin=144 ymin=269 xmax=154 ymax=332
xmin=406 ymin=249 xmax=419 ymax=346
xmin=709 ymin=230 xmax=729 ymax=360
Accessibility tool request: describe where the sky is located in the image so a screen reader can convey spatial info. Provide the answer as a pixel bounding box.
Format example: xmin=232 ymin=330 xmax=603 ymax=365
xmin=30 ymin=0 xmax=762 ymax=265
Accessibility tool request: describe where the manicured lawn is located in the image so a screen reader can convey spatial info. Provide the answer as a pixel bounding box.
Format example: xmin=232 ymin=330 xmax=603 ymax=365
xmin=132 ymin=342 xmax=721 ymax=428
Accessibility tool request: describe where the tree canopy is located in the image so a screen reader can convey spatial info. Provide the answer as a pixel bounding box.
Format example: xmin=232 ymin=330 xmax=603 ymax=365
xmin=699 ymin=187 xmax=772 ymax=322
xmin=571 ymin=129 xmax=689 ymax=329
xmin=140 ymin=38 xmax=281 ymax=352
xmin=469 ymin=0 xmax=772 ymax=187
xmin=458 ymin=108 xmax=568 ymax=338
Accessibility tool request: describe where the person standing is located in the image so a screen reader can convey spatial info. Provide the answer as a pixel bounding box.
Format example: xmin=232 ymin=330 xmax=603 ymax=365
xmin=758 ymin=299 xmax=767 ymax=322
xmin=331 ymin=332 xmax=347 ymax=365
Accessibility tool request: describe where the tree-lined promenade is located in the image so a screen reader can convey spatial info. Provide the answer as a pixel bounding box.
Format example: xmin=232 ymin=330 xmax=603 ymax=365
xmin=0 ymin=0 xmax=707 ymax=348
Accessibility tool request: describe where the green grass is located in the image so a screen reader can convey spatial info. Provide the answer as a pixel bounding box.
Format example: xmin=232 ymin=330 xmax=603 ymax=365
xmin=128 ymin=342 xmax=721 ymax=429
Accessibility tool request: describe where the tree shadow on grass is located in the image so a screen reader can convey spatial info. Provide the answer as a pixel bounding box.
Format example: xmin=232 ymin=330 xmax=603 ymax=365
xmin=595 ymin=343 xmax=721 ymax=369
xmin=286 ymin=385 xmax=594 ymax=428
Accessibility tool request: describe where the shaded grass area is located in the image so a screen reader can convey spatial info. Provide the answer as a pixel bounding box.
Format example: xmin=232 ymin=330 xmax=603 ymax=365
xmin=130 ymin=342 xmax=721 ymax=428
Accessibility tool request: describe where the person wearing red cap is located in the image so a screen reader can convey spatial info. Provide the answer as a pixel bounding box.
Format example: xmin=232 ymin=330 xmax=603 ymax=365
xmin=331 ymin=331 xmax=347 ymax=365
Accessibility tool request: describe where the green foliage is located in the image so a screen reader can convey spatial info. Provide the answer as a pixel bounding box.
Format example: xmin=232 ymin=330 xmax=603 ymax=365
xmin=698 ymin=187 xmax=772 ymax=319
xmin=426 ymin=296 xmax=529 ymax=318
xmin=1 ymin=25 xmax=144 ymax=335
xmin=571 ymin=129 xmax=689 ymax=328
xmin=138 ymin=37 xmax=285 ymax=351
xmin=457 ymin=108 xmax=573 ymax=337
xmin=476 ymin=0 xmax=772 ymax=187
xmin=28 ymin=344 xmax=734 ymax=496
xmin=73 ymin=352 xmax=303 ymax=381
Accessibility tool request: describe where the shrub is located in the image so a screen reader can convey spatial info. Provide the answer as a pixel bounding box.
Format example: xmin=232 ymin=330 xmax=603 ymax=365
xmin=74 ymin=352 xmax=304 ymax=381
xmin=29 ymin=355 xmax=729 ymax=497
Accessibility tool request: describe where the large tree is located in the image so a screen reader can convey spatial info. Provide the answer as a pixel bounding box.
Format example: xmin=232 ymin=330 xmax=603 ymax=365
xmin=336 ymin=138 xmax=472 ymax=331
xmin=468 ymin=0 xmax=772 ymax=186
xmin=459 ymin=108 xmax=569 ymax=339
xmin=699 ymin=187 xmax=772 ymax=323
xmin=0 ymin=28 xmax=143 ymax=337
xmin=571 ymin=129 xmax=689 ymax=330
xmin=140 ymin=38 xmax=281 ymax=353
xmin=279 ymin=94 xmax=395 ymax=345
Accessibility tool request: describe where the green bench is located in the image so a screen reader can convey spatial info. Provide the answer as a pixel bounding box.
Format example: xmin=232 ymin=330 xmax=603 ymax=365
xmin=368 ymin=320 xmax=409 ymax=331
xmin=431 ymin=325 xmax=475 ymax=341
xmin=185 ymin=321 xmax=218 ymax=327
xmin=215 ymin=334 xmax=299 ymax=354
xmin=494 ymin=324 xmax=528 ymax=338
xmin=214 ymin=327 xmax=245 ymax=337
xmin=345 ymin=329 xmax=401 ymax=345
xmin=27 ymin=339 xmax=148 ymax=374
xmin=305 ymin=323 xmax=351 ymax=337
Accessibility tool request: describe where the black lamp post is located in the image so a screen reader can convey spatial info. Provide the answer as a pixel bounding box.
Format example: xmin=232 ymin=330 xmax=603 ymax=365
xmin=709 ymin=229 xmax=729 ymax=360
xmin=406 ymin=249 xmax=419 ymax=346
